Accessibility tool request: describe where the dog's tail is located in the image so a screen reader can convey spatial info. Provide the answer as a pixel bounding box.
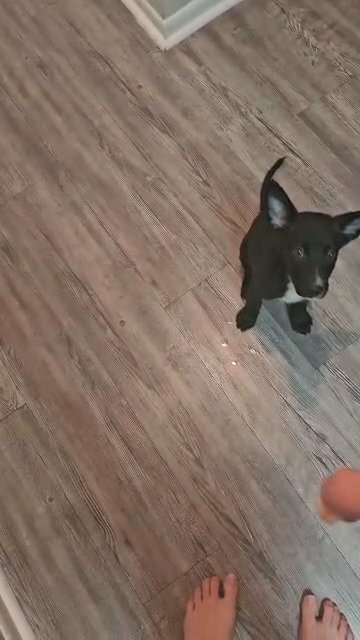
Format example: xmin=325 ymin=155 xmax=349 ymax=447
xmin=260 ymin=157 xmax=286 ymax=214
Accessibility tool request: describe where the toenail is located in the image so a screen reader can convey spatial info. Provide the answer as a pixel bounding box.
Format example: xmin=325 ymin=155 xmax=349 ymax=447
xmin=303 ymin=594 xmax=316 ymax=604
xmin=226 ymin=573 xmax=236 ymax=582
xmin=303 ymin=593 xmax=316 ymax=601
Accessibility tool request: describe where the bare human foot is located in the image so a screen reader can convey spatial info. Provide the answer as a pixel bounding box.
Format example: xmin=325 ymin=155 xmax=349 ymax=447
xmin=299 ymin=594 xmax=354 ymax=640
xmin=184 ymin=574 xmax=238 ymax=640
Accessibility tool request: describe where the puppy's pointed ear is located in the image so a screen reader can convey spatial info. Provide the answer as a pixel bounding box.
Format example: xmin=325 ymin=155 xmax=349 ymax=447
xmin=263 ymin=180 xmax=298 ymax=229
xmin=334 ymin=211 xmax=360 ymax=248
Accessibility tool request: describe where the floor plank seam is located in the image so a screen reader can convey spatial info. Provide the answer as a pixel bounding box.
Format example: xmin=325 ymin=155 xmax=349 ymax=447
xmin=296 ymin=75 xmax=356 ymax=120
xmin=164 ymin=260 xmax=230 ymax=310
xmin=103 ymin=119 xmax=234 ymax=276
xmin=0 ymin=0 xmax=360 ymax=636
xmin=143 ymin=555 xmax=212 ymax=607
xmin=0 ymin=185 xmax=33 ymax=215
xmin=0 ymin=403 xmax=26 ymax=427
xmin=272 ymin=0 xmax=354 ymax=83
xmin=0 ymin=250 xmax=217 ymax=611
xmin=60 ymin=132 xmax=230 ymax=309
xmin=163 ymin=293 xmax=360 ymax=580
xmin=51 ymin=14 xmax=244 ymax=273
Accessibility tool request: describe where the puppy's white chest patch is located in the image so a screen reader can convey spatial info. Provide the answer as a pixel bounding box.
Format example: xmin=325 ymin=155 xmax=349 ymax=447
xmin=281 ymin=281 xmax=307 ymax=304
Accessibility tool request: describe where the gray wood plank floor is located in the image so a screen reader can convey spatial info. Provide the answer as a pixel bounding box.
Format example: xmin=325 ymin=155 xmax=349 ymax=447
xmin=0 ymin=0 xmax=360 ymax=638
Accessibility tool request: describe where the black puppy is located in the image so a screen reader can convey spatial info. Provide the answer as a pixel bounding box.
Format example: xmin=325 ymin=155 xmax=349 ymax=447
xmin=236 ymin=158 xmax=360 ymax=334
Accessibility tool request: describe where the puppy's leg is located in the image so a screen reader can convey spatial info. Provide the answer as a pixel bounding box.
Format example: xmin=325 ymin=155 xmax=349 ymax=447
xmin=237 ymin=237 xmax=261 ymax=330
xmin=239 ymin=236 xmax=249 ymax=268
xmin=236 ymin=290 xmax=262 ymax=331
xmin=240 ymin=238 xmax=249 ymax=298
xmin=287 ymin=301 xmax=313 ymax=335
xmin=241 ymin=266 xmax=251 ymax=300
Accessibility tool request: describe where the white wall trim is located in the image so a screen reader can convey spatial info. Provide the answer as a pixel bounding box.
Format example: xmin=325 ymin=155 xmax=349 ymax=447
xmin=120 ymin=0 xmax=167 ymax=48
xmin=121 ymin=0 xmax=242 ymax=50
xmin=0 ymin=569 xmax=35 ymax=640
xmin=165 ymin=0 xmax=242 ymax=47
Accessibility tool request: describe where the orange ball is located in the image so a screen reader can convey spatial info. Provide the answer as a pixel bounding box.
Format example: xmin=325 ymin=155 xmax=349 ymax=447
xmin=320 ymin=468 xmax=360 ymax=523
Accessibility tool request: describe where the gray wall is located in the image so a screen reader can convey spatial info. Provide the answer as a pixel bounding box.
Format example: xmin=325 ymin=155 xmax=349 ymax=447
xmin=147 ymin=0 xmax=193 ymax=19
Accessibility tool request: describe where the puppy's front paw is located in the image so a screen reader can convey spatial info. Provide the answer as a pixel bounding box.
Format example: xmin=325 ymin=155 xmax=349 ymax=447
xmin=236 ymin=307 xmax=257 ymax=332
xmin=291 ymin=312 xmax=313 ymax=335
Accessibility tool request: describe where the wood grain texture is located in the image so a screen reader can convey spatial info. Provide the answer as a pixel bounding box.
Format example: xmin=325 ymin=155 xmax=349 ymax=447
xmin=168 ymin=264 xmax=360 ymax=579
xmin=0 ymin=182 xmax=214 ymax=606
xmin=0 ymin=407 xmax=159 ymax=640
xmin=1 ymin=0 xmax=54 ymax=19
xmin=0 ymin=88 xmax=55 ymax=206
xmin=0 ymin=361 xmax=24 ymax=422
xmin=300 ymin=76 xmax=360 ymax=176
xmin=148 ymin=553 xmax=250 ymax=640
xmin=190 ymin=0 xmax=349 ymax=115
xmin=0 ymin=4 xmax=225 ymax=306
xmin=321 ymin=342 xmax=360 ymax=425
xmin=274 ymin=0 xmax=360 ymax=79
xmin=52 ymin=0 xmax=360 ymax=270
xmin=0 ymin=0 xmax=359 ymax=638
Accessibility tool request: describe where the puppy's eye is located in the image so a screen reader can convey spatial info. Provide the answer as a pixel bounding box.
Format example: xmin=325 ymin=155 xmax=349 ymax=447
xmin=327 ymin=247 xmax=335 ymax=258
xmin=293 ymin=247 xmax=305 ymax=258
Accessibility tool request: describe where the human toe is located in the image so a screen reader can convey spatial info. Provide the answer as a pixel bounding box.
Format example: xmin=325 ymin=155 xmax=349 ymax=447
xmin=194 ymin=585 xmax=202 ymax=606
xmin=320 ymin=599 xmax=335 ymax=630
xmin=202 ymin=577 xmax=211 ymax=599
xmin=223 ymin=574 xmax=238 ymax=604
xmin=339 ymin=615 xmax=349 ymax=640
xmin=210 ymin=575 xmax=220 ymax=598
xmin=298 ymin=593 xmax=317 ymax=640
xmin=331 ymin=605 xmax=341 ymax=630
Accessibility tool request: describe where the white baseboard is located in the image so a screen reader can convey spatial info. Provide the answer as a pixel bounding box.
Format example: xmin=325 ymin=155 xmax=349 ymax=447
xmin=120 ymin=0 xmax=167 ymax=48
xmin=0 ymin=569 xmax=35 ymax=640
xmin=121 ymin=0 xmax=242 ymax=50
